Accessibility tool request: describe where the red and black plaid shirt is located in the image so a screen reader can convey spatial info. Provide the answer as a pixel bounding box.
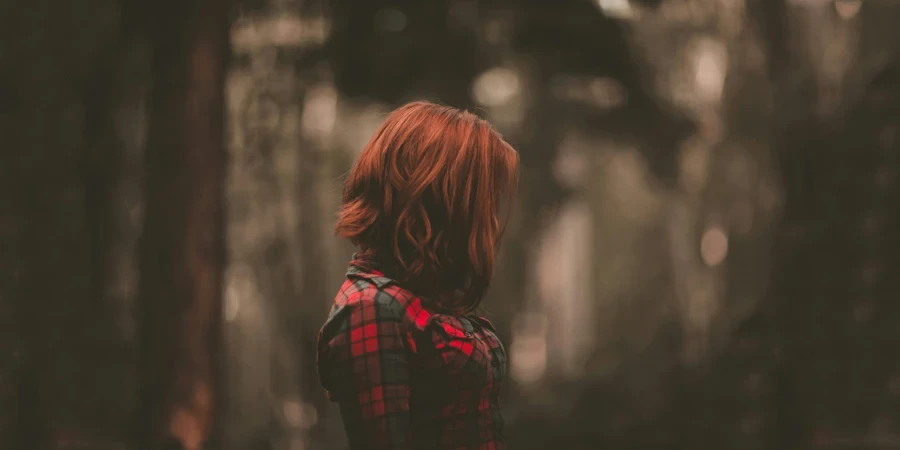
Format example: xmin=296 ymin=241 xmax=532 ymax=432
xmin=317 ymin=258 xmax=507 ymax=450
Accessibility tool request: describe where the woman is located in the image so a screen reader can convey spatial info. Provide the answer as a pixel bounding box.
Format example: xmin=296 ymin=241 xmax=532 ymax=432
xmin=317 ymin=101 xmax=519 ymax=449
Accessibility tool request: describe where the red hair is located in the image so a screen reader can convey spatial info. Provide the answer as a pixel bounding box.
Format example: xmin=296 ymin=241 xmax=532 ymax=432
xmin=336 ymin=101 xmax=519 ymax=313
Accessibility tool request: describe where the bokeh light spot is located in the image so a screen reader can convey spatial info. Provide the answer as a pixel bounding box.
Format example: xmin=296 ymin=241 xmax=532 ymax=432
xmin=700 ymin=226 xmax=729 ymax=267
xmin=374 ymin=8 xmax=408 ymax=32
xmin=472 ymin=67 xmax=521 ymax=107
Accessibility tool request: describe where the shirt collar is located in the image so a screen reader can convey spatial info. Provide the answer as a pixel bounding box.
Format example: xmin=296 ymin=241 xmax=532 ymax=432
xmin=346 ymin=253 xmax=396 ymax=289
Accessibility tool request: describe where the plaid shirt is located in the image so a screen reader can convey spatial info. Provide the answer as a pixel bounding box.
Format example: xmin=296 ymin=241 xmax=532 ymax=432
xmin=317 ymin=259 xmax=507 ymax=450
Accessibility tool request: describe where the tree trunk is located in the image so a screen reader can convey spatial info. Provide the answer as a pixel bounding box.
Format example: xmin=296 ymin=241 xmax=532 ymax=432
xmin=137 ymin=0 xmax=230 ymax=447
xmin=0 ymin=0 xmax=147 ymax=448
xmin=749 ymin=2 xmax=900 ymax=449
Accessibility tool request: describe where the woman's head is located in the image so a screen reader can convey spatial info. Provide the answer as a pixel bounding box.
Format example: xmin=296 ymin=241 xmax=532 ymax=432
xmin=336 ymin=101 xmax=519 ymax=312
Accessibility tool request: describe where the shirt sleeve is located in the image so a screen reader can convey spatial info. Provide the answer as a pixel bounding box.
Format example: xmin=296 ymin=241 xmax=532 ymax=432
xmin=317 ymin=290 xmax=413 ymax=449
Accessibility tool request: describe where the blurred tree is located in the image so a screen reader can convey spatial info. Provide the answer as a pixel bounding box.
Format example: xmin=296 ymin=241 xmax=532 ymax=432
xmin=504 ymin=0 xmax=695 ymax=399
xmin=0 ymin=195 xmax=19 ymax=448
xmin=327 ymin=0 xmax=481 ymax=108
xmin=488 ymin=0 xmax=695 ymax=343
xmin=509 ymin=0 xmax=694 ymax=184
xmin=691 ymin=2 xmax=900 ymax=449
xmin=769 ymin=56 xmax=900 ymax=449
xmin=136 ymin=0 xmax=230 ymax=448
xmin=0 ymin=0 xmax=143 ymax=448
xmin=224 ymin=1 xmax=335 ymax=448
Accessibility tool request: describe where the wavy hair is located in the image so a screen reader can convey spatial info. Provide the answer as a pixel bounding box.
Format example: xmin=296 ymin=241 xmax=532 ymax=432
xmin=335 ymin=101 xmax=519 ymax=313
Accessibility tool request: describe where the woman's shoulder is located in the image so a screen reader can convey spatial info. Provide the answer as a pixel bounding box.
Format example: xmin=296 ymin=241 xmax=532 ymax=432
xmin=330 ymin=264 xmax=433 ymax=331
xmin=331 ymin=262 xmax=503 ymax=339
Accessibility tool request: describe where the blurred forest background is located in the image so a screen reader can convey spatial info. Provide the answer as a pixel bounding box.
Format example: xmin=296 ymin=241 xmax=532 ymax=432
xmin=1 ymin=0 xmax=898 ymax=449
